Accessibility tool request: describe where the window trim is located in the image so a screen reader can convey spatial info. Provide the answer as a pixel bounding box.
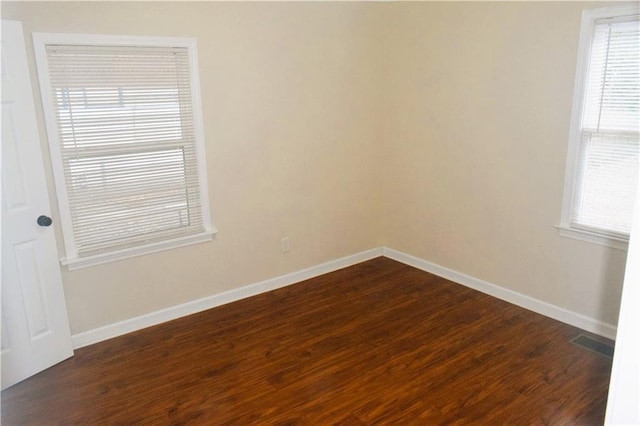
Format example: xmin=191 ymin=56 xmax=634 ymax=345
xmin=558 ymin=5 xmax=639 ymax=251
xmin=33 ymin=33 xmax=216 ymax=269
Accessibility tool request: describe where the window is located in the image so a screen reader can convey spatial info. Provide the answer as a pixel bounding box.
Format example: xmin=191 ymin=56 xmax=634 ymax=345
xmin=559 ymin=5 xmax=640 ymax=250
xmin=33 ymin=34 xmax=215 ymax=269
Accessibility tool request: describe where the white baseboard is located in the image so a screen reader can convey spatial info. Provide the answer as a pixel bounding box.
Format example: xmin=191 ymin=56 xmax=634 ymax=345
xmin=72 ymin=245 xmax=617 ymax=349
xmin=71 ymin=247 xmax=384 ymax=349
xmin=382 ymin=247 xmax=618 ymax=340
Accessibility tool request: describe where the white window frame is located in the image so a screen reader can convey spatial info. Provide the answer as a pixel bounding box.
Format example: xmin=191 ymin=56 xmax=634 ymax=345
xmin=557 ymin=5 xmax=639 ymax=251
xmin=33 ymin=33 xmax=216 ymax=270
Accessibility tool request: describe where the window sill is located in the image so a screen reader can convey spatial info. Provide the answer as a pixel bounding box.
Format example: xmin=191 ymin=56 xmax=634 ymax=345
xmin=61 ymin=229 xmax=217 ymax=271
xmin=555 ymin=225 xmax=628 ymax=251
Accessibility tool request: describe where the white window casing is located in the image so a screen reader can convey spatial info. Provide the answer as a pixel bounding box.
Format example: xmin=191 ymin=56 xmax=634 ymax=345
xmin=33 ymin=34 xmax=216 ymax=269
xmin=558 ymin=5 xmax=640 ymax=251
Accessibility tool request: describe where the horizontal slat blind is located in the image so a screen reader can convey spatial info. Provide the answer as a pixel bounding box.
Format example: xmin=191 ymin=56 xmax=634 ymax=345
xmin=45 ymin=44 xmax=205 ymax=256
xmin=572 ymin=16 xmax=640 ymax=236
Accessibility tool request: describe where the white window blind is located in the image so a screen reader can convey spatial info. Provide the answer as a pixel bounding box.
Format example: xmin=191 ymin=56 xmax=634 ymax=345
xmin=35 ymin=36 xmax=213 ymax=266
xmin=572 ymin=15 xmax=640 ymax=238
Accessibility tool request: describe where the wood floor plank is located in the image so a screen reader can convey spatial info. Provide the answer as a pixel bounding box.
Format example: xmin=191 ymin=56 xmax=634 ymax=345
xmin=1 ymin=257 xmax=613 ymax=424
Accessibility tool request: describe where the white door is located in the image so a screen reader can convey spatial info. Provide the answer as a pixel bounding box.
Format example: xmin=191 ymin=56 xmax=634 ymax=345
xmin=1 ymin=20 xmax=73 ymax=390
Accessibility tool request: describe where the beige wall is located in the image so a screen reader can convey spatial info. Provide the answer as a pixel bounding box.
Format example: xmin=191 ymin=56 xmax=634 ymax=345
xmin=381 ymin=1 xmax=629 ymax=326
xmin=2 ymin=2 xmax=384 ymax=334
xmin=1 ymin=1 xmax=630 ymax=334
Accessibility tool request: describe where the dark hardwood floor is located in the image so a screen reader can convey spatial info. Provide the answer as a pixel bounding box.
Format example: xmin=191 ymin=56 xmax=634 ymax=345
xmin=2 ymin=257 xmax=613 ymax=425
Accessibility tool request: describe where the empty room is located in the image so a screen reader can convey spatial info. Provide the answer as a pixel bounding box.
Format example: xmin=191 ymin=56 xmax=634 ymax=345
xmin=1 ymin=1 xmax=638 ymax=424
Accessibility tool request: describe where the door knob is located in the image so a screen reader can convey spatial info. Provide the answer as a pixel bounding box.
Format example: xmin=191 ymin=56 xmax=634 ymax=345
xmin=37 ymin=215 xmax=52 ymax=227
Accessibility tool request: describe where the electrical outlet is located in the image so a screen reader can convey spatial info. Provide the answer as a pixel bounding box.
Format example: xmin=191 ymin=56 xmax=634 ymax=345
xmin=281 ymin=237 xmax=290 ymax=253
